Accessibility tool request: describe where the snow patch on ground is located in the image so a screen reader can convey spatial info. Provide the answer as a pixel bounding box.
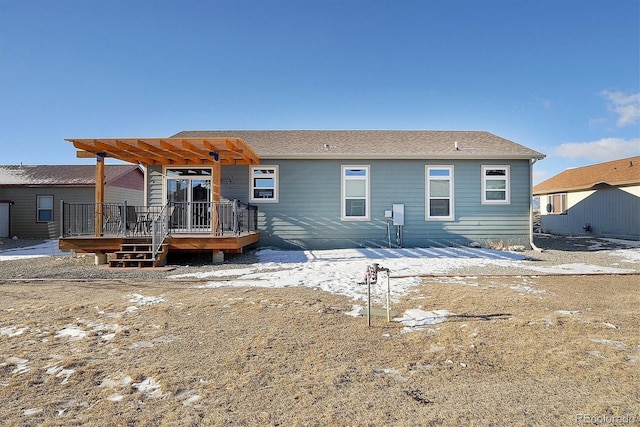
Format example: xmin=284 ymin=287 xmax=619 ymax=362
xmin=524 ymin=263 xmax=635 ymax=275
xmin=1 ymin=326 xmax=30 ymax=337
xmin=2 ymin=357 xmax=31 ymax=375
xmin=609 ymin=248 xmax=640 ymax=263
xmin=344 ymin=305 xmax=364 ymax=318
xmin=132 ymin=377 xmax=163 ymax=399
xmin=510 ymin=284 xmax=546 ymax=294
xmin=126 ymin=294 xmax=167 ymax=306
xmin=0 ymin=240 xmax=70 ymax=261
xmin=54 ymin=326 xmax=88 ymax=341
xmin=394 ymin=309 xmax=453 ymax=332
xmin=186 ymin=247 xmax=528 ymax=303
xmin=46 ymin=365 xmax=75 ymax=384
xmin=555 ymin=310 xmax=580 ymax=316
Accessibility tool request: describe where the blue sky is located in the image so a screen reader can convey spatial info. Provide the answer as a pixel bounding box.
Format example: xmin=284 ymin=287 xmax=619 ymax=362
xmin=1 ymin=0 xmax=638 ymax=184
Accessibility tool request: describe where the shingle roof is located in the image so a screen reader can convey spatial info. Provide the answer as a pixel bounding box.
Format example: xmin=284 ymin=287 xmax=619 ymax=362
xmin=533 ymin=156 xmax=640 ymax=195
xmin=171 ymin=130 xmax=545 ymax=160
xmin=0 ymin=165 xmax=139 ymax=186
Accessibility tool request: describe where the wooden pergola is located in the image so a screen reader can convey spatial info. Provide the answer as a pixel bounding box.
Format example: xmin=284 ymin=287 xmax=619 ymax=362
xmin=67 ymin=137 xmax=260 ymax=235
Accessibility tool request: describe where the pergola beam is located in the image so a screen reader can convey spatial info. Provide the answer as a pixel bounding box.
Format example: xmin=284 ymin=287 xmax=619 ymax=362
xmin=226 ymin=138 xmax=260 ymax=165
xmin=136 ymin=140 xmax=183 ymax=164
xmin=114 ymin=140 xmax=159 ymax=165
xmin=66 ymin=137 xmax=260 ymax=166
xmin=181 ymin=139 xmax=213 ymax=161
xmin=159 ymin=139 xmax=208 ymax=164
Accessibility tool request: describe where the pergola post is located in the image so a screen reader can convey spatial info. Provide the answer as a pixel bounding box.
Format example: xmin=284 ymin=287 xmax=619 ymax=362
xmin=212 ymin=152 xmax=221 ymax=235
xmin=94 ymin=154 xmax=105 ymax=237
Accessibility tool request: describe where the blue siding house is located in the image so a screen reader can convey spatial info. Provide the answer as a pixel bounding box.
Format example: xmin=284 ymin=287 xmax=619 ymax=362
xmin=61 ymin=130 xmax=544 ymax=265
xmin=170 ymin=131 xmax=544 ymax=249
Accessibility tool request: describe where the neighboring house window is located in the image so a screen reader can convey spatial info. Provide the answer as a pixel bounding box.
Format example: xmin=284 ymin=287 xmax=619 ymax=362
xmin=482 ymin=165 xmax=510 ymax=204
xmin=37 ymin=195 xmax=54 ymax=222
xmin=426 ymin=166 xmax=454 ymax=220
xmin=250 ymin=166 xmax=278 ymax=203
xmin=342 ymin=166 xmax=369 ymax=220
xmin=546 ymin=193 xmax=567 ymax=214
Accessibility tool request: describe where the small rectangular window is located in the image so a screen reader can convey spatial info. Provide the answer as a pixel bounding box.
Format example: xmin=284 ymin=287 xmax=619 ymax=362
xmin=37 ymin=195 xmax=54 ymax=222
xmin=342 ymin=166 xmax=369 ymax=220
xmin=482 ymin=166 xmax=510 ymax=204
xmin=250 ymin=166 xmax=278 ymax=202
xmin=546 ymin=193 xmax=567 ymax=214
xmin=426 ymin=166 xmax=454 ymax=220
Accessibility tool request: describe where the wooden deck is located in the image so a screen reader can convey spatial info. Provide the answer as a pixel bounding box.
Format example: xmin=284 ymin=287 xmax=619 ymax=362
xmin=59 ymin=232 xmax=260 ymax=255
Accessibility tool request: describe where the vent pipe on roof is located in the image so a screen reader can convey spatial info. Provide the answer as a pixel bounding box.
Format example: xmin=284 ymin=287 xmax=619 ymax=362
xmin=454 ymin=141 xmax=459 ymax=151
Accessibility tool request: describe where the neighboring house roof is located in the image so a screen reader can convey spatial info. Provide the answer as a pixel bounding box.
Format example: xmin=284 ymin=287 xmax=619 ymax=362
xmin=171 ymin=130 xmax=545 ymax=160
xmin=0 ymin=165 xmax=141 ymax=186
xmin=533 ymin=156 xmax=640 ymax=195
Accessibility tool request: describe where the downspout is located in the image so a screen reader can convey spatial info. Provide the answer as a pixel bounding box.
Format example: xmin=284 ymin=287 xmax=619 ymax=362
xmin=530 ymin=158 xmax=543 ymax=252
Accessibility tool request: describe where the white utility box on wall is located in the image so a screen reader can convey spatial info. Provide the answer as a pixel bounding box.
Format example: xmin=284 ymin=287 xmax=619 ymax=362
xmin=392 ymin=204 xmax=404 ymax=226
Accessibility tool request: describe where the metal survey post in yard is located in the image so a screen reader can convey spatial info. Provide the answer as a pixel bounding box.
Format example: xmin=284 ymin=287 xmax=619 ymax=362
xmin=365 ymin=263 xmax=391 ymax=327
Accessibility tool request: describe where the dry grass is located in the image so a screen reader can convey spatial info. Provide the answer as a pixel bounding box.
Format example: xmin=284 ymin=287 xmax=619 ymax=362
xmin=1 ymin=275 xmax=639 ymax=426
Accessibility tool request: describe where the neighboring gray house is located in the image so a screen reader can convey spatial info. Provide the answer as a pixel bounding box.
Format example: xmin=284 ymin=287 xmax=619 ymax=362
xmin=0 ymin=165 xmax=144 ymax=239
xmin=161 ymin=130 xmax=545 ymax=249
xmin=533 ymin=156 xmax=640 ymax=239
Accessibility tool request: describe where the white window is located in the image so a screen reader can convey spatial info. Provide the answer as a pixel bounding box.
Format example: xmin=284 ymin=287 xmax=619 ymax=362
xmin=482 ymin=165 xmax=510 ymax=204
xmin=37 ymin=195 xmax=54 ymax=222
xmin=342 ymin=165 xmax=369 ymax=220
xmin=546 ymin=193 xmax=567 ymax=214
xmin=250 ymin=166 xmax=278 ymax=203
xmin=426 ymin=166 xmax=454 ymax=220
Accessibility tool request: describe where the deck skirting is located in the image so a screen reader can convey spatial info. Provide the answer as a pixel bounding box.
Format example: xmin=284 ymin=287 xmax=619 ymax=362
xmin=59 ymin=232 xmax=260 ymax=255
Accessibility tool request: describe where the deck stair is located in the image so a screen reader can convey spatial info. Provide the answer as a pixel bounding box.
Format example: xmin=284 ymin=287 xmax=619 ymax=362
xmin=109 ymin=239 xmax=169 ymax=268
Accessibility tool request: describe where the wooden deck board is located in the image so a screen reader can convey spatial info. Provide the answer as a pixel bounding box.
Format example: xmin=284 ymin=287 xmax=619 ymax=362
xmin=59 ymin=232 xmax=260 ymax=254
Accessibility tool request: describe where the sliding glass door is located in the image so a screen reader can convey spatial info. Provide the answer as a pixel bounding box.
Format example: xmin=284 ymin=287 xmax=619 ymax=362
xmin=166 ymin=168 xmax=212 ymax=232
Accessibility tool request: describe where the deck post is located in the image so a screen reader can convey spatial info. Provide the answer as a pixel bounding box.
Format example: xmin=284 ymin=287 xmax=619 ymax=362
xmin=212 ymin=155 xmax=221 ymax=236
xmin=94 ymin=154 xmax=105 ymax=237
xmin=59 ymin=199 xmax=64 ymax=238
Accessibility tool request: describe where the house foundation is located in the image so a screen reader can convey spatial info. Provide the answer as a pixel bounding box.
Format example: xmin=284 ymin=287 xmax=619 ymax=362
xmin=212 ymin=251 xmax=224 ymax=264
xmin=94 ymin=253 xmax=107 ymax=265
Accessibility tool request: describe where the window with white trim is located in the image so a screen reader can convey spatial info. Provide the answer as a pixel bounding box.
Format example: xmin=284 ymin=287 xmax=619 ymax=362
xmin=482 ymin=165 xmax=510 ymax=204
xmin=250 ymin=166 xmax=278 ymax=202
xmin=342 ymin=166 xmax=369 ymax=220
xmin=546 ymin=193 xmax=567 ymax=214
xmin=37 ymin=195 xmax=54 ymax=222
xmin=426 ymin=166 xmax=454 ymax=220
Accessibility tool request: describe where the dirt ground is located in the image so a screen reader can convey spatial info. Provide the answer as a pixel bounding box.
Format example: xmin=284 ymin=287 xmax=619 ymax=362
xmin=1 ymin=272 xmax=639 ymax=426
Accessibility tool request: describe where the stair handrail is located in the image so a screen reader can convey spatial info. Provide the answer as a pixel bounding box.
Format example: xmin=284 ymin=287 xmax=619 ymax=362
xmin=151 ymin=203 xmax=172 ymax=260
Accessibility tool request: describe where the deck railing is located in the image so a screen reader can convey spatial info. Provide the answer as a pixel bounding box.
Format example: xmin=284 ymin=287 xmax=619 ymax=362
xmin=167 ymin=200 xmax=258 ymax=236
xmin=61 ymin=200 xmax=258 ymax=238
xmin=151 ymin=204 xmax=173 ymax=260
